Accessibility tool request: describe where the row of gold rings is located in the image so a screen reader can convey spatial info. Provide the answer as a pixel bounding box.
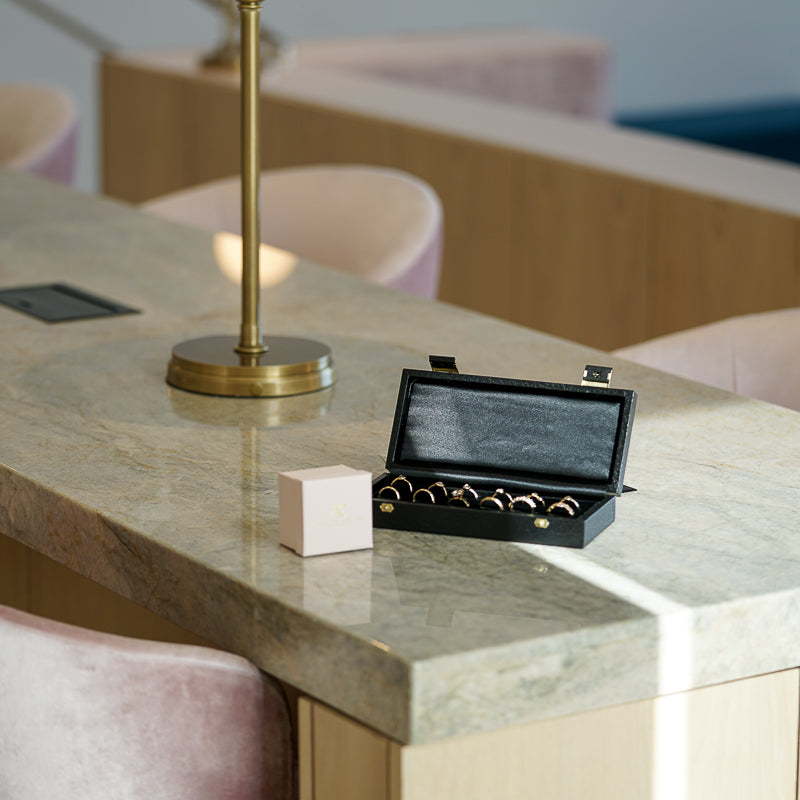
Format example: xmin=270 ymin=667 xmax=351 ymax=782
xmin=379 ymin=478 xmax=581 ymax=516
xmin=510 ymin=492 xmax=546 ymax=512
xmin=447 ymin=488 xmax=544 ymax=512
xmin=479 ymin=489 xmax=547 ymax=512
xmin=480 ymin=491 xmax=581 ymax=515
xmin=378 ymin=478 xmax=481 ymax=505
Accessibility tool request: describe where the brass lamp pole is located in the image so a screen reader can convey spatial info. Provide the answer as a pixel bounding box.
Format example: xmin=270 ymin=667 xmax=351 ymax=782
xmin=167 ymin=0 xmax=334 ymax=397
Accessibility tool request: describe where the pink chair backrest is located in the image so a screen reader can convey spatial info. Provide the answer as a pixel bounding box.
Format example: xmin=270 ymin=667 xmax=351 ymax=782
xmin=0 ymin=84 xmax=78 ymax=184
xmin=0 ymin=604 xmax=294 ymax=800
xmin=613 ymin=308 xmax=800 ymax=411
xmin=141 ymin=164 xmax=443 ymax=299
xmin=294 ymin=30 xmax=612 ymax=120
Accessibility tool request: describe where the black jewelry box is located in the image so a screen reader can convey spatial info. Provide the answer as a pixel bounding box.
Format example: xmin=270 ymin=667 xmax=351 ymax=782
xmin=373 ymin=364 xmax=636 ymax=548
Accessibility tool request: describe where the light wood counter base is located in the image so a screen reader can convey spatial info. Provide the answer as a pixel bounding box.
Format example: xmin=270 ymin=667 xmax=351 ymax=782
xmin=300 ymin=671 xmax=799 ymax=800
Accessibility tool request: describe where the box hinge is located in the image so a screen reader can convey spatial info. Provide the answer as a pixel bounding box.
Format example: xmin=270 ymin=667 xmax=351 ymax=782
xmin=581 ymin=364 xmax=612 ymax=388
xmin=429 ymin=355 xmax=459 ymax=373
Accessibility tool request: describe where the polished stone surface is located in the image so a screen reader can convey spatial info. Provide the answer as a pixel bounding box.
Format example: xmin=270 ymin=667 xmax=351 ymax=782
xmin=2 ymin=170 xmax=800 ymax=744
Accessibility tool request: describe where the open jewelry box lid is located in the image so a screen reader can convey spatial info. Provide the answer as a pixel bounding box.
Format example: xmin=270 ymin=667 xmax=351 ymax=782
xmin=384 ymin=369 xmax=637 ymax=498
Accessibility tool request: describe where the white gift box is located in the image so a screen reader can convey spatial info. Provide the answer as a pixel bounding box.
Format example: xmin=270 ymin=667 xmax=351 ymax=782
xmin=278 ymin=464 xmax=373 ymax=556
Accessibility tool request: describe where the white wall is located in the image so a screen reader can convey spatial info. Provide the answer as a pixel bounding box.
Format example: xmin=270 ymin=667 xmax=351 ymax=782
xmin=2 ymin=0 xmax=800 ymax=193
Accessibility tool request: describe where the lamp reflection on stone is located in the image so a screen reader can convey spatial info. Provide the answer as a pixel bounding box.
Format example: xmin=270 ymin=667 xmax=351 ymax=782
xmin=167 ymin=383 xmax=332 ymax=428
xmin=213 ymin=231 xmax=297 ymax=288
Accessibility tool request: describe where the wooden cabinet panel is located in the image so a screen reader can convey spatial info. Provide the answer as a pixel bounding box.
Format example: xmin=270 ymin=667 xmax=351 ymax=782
xmin=678 ymin=668 xmax=798 ymax=800
xmin=508 ymin=157 xmax=650 ymax=349
xmin=398 ymin=669 xmax=799 ymax=800
xmin=102 ymin=62 xmax=240 ymax=203
xmin=0 ymin=536 xmax=209 ymax=646
xmin=299 ymin=697 xmax=394 ymax=800
xmin=301 ymin=670 xmax=800 ymax=800
xmin=101 ymin=56 xmax=800 ymax=352
xmin=0 ymin=532 xmax=29 ymax=609
xmin=647 ymin=188 xmax=800 ymax=339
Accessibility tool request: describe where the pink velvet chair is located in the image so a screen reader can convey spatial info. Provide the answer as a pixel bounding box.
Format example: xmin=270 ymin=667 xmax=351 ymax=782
xmin=0 ymin=604 xmax=295 ymax=800
xmin=613 ymin=308 xmax=800 ymax=411
xmin=0 ymin=84 xmax=78 ymax=184
xmin=141 ymin=164 xmax=443 ymax=299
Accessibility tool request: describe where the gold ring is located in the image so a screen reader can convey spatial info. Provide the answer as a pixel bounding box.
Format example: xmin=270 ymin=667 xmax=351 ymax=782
xmin=378 ymin=485 xmax=401 ymax=500
xmin=525 ymin=492 xmax=545 ymax=510
xmin=460 ymin=484 xmax=479 ymax=501
xmin=479 ymin=494 xmax=506 ymax=511
xmin=546 ymin=500 xmax=575 ymax=517
xmin=427 ymin=481 xmax=448 ymax=502
xmin=447 ymin=490 xmax=471 ymax=507
xmin=413 ymin=487 xmax=436 ymax=504
xmin=492 ymin=488 xmax=513 ymax=510
xmin=510 ymin=495 xmax=536 ymax=513
xmin=390 ymin=475 xmax=413 ymax=499
xmin=560 ymin=495 xmax=580 ymax=511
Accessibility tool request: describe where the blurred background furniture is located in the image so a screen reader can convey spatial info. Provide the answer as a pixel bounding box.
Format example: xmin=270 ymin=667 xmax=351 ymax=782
xmin=613 ymin=307 xmax=800 ymax=412
xmin=102 ymin=27 xmax=612 ymax=206
xmin=0 ymin=84 xmax=77 ymax=184
xmin=141 ymin=164 xmax=443 ymax=298
xmin=618 ymin=98 xmax=800 ymax=166
xmin=291 ymin=29 xmax=611 ymax=120
xmin=0 ymin=603 xmax=294 ymax=800
xmin=102 ymin=48 xmax=800 ymax=352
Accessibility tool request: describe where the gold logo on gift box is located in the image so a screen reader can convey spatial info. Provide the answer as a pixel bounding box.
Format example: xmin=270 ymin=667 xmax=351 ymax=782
xmin=327 ymin=503 xmax=367 ymax=526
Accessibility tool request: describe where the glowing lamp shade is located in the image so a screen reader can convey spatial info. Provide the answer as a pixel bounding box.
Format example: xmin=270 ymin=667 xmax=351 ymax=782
xmin=213 ymin=231 xmax=297 ymax=288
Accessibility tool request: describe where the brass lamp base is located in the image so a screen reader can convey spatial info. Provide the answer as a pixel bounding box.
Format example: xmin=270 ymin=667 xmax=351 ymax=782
xmin=167 ymin=335 xmax=335 ymax=397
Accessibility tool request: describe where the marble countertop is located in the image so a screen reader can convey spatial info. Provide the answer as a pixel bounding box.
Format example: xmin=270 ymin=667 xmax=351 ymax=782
xmin=1 ymin=170 xmax=800 ymax=745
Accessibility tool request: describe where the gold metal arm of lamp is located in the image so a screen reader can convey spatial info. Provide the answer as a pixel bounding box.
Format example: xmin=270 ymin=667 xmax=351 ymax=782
xmin=199 ymin=0 xmax=285 ymax=70
xmin=4 ymin=0 xmax=118 ymax=53
xmin=166 ymin=0 xmax=334 ymax=398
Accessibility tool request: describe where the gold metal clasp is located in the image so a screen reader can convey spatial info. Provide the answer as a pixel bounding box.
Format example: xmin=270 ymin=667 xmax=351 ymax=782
xmin=379 ymin=502 xmax=395 ymax=513
xmin=581 ymin=365 xmax=612 ymax=388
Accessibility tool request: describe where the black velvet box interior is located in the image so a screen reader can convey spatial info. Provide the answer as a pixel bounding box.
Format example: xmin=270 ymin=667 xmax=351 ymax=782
xmin=373 ymin=368 xmax=637 ymax=548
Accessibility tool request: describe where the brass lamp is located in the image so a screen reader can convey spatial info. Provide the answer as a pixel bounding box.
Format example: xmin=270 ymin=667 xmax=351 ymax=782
xmin=167 ymin=0 xmax=334 ymax=397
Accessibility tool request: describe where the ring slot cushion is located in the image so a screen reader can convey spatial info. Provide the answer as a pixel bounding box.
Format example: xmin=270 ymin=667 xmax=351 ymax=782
xmin=373 ymin=369 xmax=637 ymax=548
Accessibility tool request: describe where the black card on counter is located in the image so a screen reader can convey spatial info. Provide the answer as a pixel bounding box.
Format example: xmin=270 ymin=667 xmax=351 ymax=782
xmin=0 ymin=283 xmax=140 ymax=323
